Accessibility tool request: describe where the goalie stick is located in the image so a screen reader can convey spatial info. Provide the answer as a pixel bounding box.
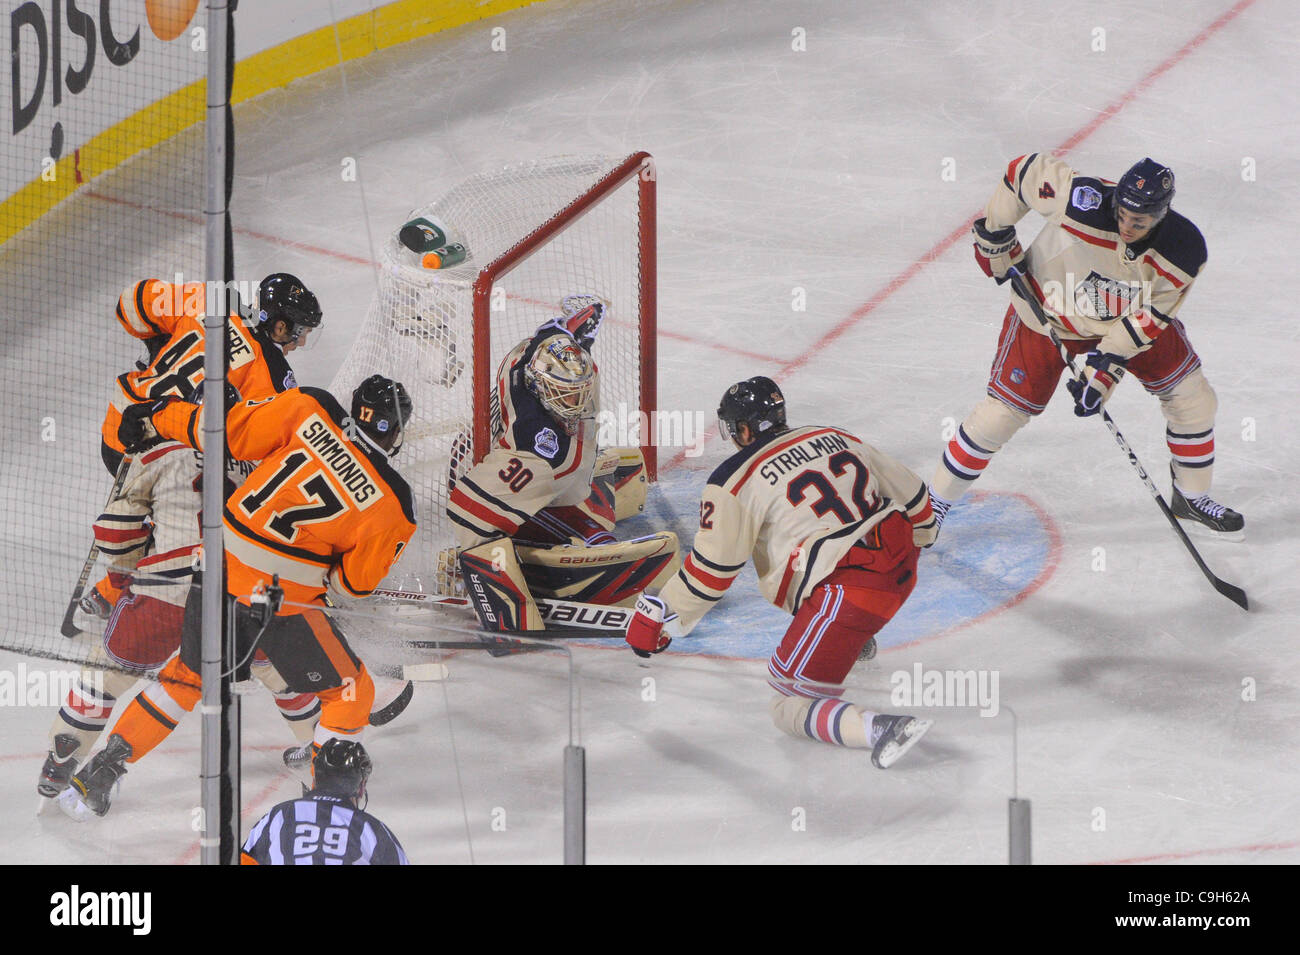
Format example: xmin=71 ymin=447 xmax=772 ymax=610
xmin=371 ymin=588 xmax=635 ymax=633
xmin=60 ymin=455 xmax=133 ymax=637
xmin=1007 ymin=267 xmax=1248 ymax=610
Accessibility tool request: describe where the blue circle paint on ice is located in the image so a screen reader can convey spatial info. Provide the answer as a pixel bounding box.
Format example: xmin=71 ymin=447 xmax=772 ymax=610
xmin=603 ymin=478 xmax=1057 ymax=660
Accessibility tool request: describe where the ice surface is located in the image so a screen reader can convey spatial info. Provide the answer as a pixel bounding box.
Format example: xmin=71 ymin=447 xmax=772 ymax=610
xmin=1 ymin=0 xmax=1297 ymax=864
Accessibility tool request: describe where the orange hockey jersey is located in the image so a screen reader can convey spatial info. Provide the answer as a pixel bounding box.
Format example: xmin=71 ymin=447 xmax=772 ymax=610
xmin=102 ymin=279 xmax=297 ymax=454
xmin=153 ymin=388 xmax=416 ymax=610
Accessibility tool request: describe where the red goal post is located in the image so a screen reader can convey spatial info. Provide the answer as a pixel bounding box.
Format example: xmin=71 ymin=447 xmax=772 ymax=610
xmin=330 ymin=152 xmax=657 ymax=593
xmin=470 ymin=151 xmax=657 ymax=479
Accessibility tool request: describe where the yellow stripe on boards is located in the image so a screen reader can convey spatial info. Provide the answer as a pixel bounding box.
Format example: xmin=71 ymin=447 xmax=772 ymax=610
xmin=0 ymin=0 xmax=547 ymax=245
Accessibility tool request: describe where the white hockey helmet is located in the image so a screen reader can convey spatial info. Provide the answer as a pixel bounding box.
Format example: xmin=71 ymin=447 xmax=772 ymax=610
xmin=524 ymin=334 xmax=597 ymax=434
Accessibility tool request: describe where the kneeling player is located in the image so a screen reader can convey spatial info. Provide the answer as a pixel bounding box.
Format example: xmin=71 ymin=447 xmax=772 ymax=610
xmin=448 ymin=301 xmax=675 ymax=631
xmin=625 ymin=377 xmax=936 ymax=769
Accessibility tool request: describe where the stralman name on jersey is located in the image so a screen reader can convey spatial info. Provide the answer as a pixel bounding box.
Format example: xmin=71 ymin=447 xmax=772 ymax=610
xmin=658 ymin=425 xmax=936 ymax=637
xmin=758 ymin=431 xmax=850 ymax=484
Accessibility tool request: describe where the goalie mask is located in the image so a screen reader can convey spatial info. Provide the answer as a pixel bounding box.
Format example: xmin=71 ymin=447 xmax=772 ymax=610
xmin=524 ymin=335 xmax=597 ymax=435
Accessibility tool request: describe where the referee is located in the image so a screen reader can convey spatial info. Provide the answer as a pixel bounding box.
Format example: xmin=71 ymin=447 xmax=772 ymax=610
xmin=241 ymin=739 xmax=409 ymax=865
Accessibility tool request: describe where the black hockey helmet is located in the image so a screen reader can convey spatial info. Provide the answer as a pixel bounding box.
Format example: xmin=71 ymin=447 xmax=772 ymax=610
xmin=1112 ymin=158 xmax=1175 ymax=222
xmin=351 ymin=374 xmax=413 ymax=454
xmin=257 ymin=273 xmax=322 ymax=341
xmin=718 ymin=375 xmax=788 ymax=444
xmin=312 ymin=738 xmax=372 ymax=805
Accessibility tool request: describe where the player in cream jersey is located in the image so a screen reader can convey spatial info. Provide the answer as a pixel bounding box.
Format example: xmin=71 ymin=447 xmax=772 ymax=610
xmin=449 ymin=322 xmax=603 ymax=551
xmin=932 ymin=154 xmax=1242 ymax=540
xmin=626 ymin=377 xmax=936 ymax=769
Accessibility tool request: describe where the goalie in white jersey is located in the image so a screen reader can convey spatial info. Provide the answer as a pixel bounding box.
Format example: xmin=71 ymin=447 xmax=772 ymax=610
xmin=626 ymin=377 xmax=935 ymax=769
xmin=930 ymin=154 xmax=1242 ymax=540
xmin=447 ymin=301 xmax=676 ymax=631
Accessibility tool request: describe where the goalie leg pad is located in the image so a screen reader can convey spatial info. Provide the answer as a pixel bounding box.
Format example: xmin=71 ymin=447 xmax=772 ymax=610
xmin=459 ymin=538 xmax=545 ymax=631
xmin=515 ymin=531 xmax=680 ymax=607
xmin=597 ymin=447 xmax=648 ymax=523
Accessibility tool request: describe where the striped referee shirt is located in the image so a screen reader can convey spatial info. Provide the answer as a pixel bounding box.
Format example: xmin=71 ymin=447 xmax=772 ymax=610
xmin=241 ymin=793 xmax=409 ymax=865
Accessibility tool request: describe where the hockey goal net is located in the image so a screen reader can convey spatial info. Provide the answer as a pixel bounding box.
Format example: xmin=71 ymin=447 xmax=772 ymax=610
xmin=330 ymin=152 xmax=657 ymax=594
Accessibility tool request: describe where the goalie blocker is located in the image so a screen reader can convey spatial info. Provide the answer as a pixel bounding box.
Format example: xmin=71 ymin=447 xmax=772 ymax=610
xmin=459 ymin=532 xmax=679 ymax=633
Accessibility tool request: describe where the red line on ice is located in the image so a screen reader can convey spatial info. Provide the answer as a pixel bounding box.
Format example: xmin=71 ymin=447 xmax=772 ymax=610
xmin=662 ymin=0 xmax=1259 ymax=474
xmin=1090 ymin=838 xmax=1300 ymax=865
xmin=170 ymin=744 xmax=298 ymax=865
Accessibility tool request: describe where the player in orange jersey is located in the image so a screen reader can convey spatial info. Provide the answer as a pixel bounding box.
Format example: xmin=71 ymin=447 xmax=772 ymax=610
xmin=58 ymin=377 xmax=415 ymax=820
xmin=79 ymin=274 xmax=321 ymax=621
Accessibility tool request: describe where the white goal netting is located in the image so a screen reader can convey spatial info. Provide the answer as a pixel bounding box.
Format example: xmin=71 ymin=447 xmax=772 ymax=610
xmin=330 ymin=153 xmax=655 ymax=594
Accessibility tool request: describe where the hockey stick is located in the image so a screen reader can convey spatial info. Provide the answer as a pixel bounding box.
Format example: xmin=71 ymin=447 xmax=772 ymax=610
xmin=60 ymin=454 xmax=133 ymax=637
xmin=404 ymin=631 xmax=624 ymax=662
xmin=368 ymin=678 xmax=416 ymax=726
xmin=371 ymin=588 xmax=634 ymax=632
xmin=1006 ymin=267 xmax=1248 ymax=610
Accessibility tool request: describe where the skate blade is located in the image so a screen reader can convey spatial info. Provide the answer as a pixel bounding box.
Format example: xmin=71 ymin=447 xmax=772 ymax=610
xmin=1176 ymin=517 xmax=1245 ymax=544
xmin=873 ymin=718 xmax=933 ymax=770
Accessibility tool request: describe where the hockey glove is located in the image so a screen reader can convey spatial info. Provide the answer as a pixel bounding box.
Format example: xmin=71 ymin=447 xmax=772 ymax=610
xmin=972 ymin=217 xmax=1025 ymax=284
xmin=626 ymin=593 xmax=676 ymax=658
xmin=117 ymin=397 xmax=174 ymax=452
xmin=1065 ymin=351 xmax=1127 ymax=417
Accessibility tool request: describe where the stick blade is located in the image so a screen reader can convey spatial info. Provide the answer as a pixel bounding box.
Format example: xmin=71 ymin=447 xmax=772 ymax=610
xmin=368 ymin=680 xmax=414 ymax=726
xmin=60 ymin=603 xmax=82 ymax=639
xmin=1215 ymin=579 xmax=1249 ymax=611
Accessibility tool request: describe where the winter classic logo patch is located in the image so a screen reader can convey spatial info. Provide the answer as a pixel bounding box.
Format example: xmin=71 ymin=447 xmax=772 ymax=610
xmin=534 ymin=427 xmax=560 ymax=458
xmin=1071 ymin=185 xmax=1102 ymax=211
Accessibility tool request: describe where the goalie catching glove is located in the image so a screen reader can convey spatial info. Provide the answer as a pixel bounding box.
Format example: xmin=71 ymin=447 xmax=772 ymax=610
xmin=1066 ymin=350 xmax=1127 ymax=417
xmin=625 ymin=593 xmax=677 ymax=658
xmin=972 ymin=217 xmax=1024 ymax=284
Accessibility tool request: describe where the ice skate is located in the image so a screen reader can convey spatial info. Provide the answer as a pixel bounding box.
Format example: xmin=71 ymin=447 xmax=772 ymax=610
xmin=1171 ymin=477 xmax=1244 ymax=542
xmin=58 ymin=734 xmax=131 ymax=821
xmin=870 ymin=714 xmax=932 ymax=769
xmin=925 ymin=488 xmax=953 ymax=548
xmin=283 ymin=742 xmax=316 ymax=770
xmin=37 ymin=734 xmax=81 ymax=800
